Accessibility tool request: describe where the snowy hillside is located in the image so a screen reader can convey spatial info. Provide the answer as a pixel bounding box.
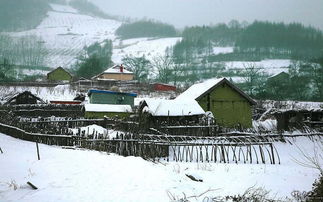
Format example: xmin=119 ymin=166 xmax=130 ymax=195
xmin=7 ymin=4 xmax=181 ymax=72
xmin=10 ymin=4 xmax=120 ymax=69
xmin=0 ymin=133 xmax=320 ymax=201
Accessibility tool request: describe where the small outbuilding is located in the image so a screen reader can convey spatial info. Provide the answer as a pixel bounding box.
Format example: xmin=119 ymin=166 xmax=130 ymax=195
xmin=47 ymin=66 xmax=73 ymax=82
xmin=88 ymin=89 xmax=137 ymax=106
xmin=92 ymin=64 xmax=134 ymax=81
xmin=5 ymin=91 xmax=45 ymax=105
xmin=139 ymin=98 xmax=205 ymax=127
xmin=84 ymin=104 xmax=133 ymax=119
xmin=270 ymin=101 xmax=323 ymax=131
xmin=176 ymin=78 xmax=256 ymax=128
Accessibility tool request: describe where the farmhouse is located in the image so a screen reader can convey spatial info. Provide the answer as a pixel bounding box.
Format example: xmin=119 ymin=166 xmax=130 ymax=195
xmin=92 ymin=64 xmax=134 ymax=81
xmin=176 ymin=78 xmax=256 ymax=128
xmin=88 ymin=89 xmax=137 ymax=106
xmin=5 ymin=91 xmax=45 ymax=105
xmin=47 ymin=66 xmax=73 ymax=82
xmin=84 ymin=104 xmax=133 ymax=119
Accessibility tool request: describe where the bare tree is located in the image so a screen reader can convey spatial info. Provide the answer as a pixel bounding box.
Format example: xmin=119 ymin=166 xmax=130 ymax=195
xmin=152 ymin=54 xmax=173 ymax=83
xmin=15 ymin=35 xmax=48 ymax=67
xmin=242 ymin=63 xmax=264 ymax=96
xmin=122 ymin=55 xmax=151 ymax=82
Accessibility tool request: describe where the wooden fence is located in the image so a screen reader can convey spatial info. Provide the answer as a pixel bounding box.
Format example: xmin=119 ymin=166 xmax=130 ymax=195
xmin=0 ymin=123 xmax=74 ymax=146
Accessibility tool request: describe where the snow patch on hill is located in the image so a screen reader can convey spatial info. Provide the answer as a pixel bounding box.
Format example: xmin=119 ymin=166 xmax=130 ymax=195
xmin=112 ymin=37 xmax=181 ymax=64
xmin=223 ymin=59 xmax=292 ymax=75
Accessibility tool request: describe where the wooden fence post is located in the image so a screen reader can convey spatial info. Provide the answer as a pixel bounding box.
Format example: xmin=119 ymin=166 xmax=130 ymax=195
xmin=36 ymin=142 xmax=40 ymax=160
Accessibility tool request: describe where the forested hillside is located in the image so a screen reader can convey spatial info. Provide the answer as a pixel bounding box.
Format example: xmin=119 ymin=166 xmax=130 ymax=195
xmin=69 ymin=0 xmax=115 ymax=20
xmin=0 ymin=0 xmax=50 ymax=32
xmin=116 ymin=20 xmax=177 ymax=39
xmin=171 ymin=21 xmax=323 ymax=62
xmin=235 ymin=21 xmax=323 ymax=59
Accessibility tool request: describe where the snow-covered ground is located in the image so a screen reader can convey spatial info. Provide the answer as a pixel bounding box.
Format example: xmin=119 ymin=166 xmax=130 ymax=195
xmin=0 ymin=85 xmax=77 ymax=103
xmin=212 ymin=47 xmax=234 ymax=55
xmin=0 ymin=133 xmax=320 ymax=201
xmin=222 ymin=59 xmax=292 ymax=76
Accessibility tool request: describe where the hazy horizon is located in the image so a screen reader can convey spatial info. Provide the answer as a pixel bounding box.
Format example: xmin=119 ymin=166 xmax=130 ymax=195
xmin=92 ymin=0 xmax=323 ymax=30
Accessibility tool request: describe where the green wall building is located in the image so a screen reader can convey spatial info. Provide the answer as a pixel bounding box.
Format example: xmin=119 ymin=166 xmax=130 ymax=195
xmin=47 ymin=67 xmax=73 ymax=82
xmin=85 ymin=89 xmax=137 ymax=118
xmin=176 ymin=78 xmax=256 ymax=128
xmin=88 ymin=89 xmax=137 ymax=106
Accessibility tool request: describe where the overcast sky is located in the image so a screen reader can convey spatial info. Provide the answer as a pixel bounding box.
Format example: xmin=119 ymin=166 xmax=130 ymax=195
xmin=92 ymin=0 xmax=323 ymax=30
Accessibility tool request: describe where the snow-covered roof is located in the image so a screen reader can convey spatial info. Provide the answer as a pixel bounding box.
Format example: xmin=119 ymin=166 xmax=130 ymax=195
xmin=176 ymin=78 xmax=225 ymax=101
xmin=268 ymin=71 xmax=289 ymax=79
xmin=84 ymin=104 xmax=133 ymax=113
xmin=141 ymin=99 xmax=205 ymax=116
xmin=103 ymin=65 xmax=133 ymax=74
xmin=262 ymin=100 xmax=323 ymax=112
xmin=176 ymin=77 xmax=256 ymax=105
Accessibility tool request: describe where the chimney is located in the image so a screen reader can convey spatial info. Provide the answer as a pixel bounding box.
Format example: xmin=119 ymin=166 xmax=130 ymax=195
xmin=120 ymin=64 xmax=124 ymax=73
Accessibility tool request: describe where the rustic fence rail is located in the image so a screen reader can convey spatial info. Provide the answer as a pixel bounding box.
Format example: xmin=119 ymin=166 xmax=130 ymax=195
xmin=2 ymin=122 xmax=321 ymax=164
xmin=0 ymin=123 xmax=74 ymax=146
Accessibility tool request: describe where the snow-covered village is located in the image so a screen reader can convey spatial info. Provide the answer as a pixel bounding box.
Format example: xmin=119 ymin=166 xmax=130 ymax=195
xmin=0 ymin=0 xmax=323 ymax=201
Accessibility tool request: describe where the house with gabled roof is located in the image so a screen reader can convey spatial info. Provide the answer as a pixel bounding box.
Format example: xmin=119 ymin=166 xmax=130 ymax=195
xmin=5 ymin=91 xmax=45 ymax=105
xmin=92 ymin=64 xmax=134 ymax=81
xmin=47 ymin=66 xmax=73 ymax=82
xmin=176 ymin=78 xmax=256 ymax=128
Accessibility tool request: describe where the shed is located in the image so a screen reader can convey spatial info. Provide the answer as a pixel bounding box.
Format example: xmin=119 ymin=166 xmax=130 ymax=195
xmin=88 ymin=89 xmax=137 ymax=106
xmin=84 ymin=104 xmax=133 ymax=118
xmin=139 ymin=98 xmax=205 ymax=126
xmin=47 ymin=66 xmax=73 ymax=82
xmin=176 ymin=78 xmax=256 ymax=128
xmin=92 ymin=64 xmax=134 ymax=81
xmin=270 ymin=101 xmax=323 ymax=131
xmin=265 ymin=72 xmax=290 ymax=99
xmin=5 ymin=91 xmax=45 ymax=105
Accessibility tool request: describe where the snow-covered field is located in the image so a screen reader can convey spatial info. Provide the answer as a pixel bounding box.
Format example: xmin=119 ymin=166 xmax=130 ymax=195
xmin=0 ymin=133 xmax=320 ymax=201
